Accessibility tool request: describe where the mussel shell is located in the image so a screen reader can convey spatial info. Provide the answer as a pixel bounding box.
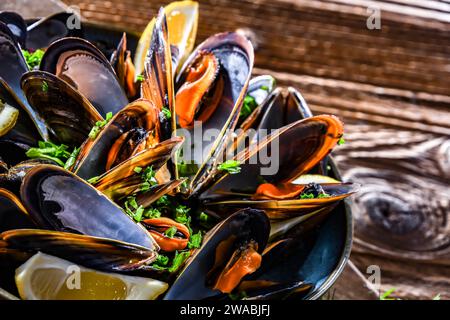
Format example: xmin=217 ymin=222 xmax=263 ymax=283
xmin=27 ymin=12 xmax=83 ymax=50
xmin=164 ymin=208 xmax=269 ymax=300
xmin=205 ymin=183 xmax=358 ymax=220
xmin=93 ymin=137 xmax=184 ymax=200
xmin=0 ymin=158 xmax=56 ymax=196
xmin=175 ymin=32 xmax=254 ymax=195
xmin=0 ymin=12 xmax=27 ymax=48
xmin=21 ymin=70 xmax=103 ymax=147
xmin=0 ymin=78 xmax=40 ymax=148
xmin=205 ymin=115 xmax=344 ymax=199
xmin=73 ymin=99 xmax=160 ymax=179
xmin=40 ymin=37 xmax=128 ymax=117
xmin=0 ymin=229 xmax=156 ymax=271
xmin=20 ymin=164 xmax=157 ymax=250
xmin=0 ymin=22 xmax=47 ymax=138
xmin=0 ymin=188 xmax=35 ymax=232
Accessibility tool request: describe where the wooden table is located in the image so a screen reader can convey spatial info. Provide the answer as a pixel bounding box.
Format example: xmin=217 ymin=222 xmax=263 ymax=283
xmin=3 ymin=0 xmax=449 ymax=300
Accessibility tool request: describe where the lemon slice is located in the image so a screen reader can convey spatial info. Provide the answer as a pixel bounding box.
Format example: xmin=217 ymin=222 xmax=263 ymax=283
xmin=15 ymin=252 xmax=168 ymax=300
xmin=134 ymin=1 xmax=199 ymax=77
xmin=0 ymin=101 xmax=19 ymax=137
xmin=292 ymin=174 xmax=340 ymax=185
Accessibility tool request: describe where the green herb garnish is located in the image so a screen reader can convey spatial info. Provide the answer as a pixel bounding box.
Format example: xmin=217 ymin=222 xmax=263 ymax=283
xmin=64 ymin=147 xmax=80 ymax=170
xmin=168 ymin=251 xmax=191 ymax=273
xmin=88 ymin=112 xmax=113 ymax=140
xmin=22 ymin=49 xmax=45 ymax=70
xmin=26 ymin=141 xmax=71 ymax=167
xmin=174 ymin=205 xmax=190 ymax=225
xmin=239 ymin=94 xmax=258 ymax=122
xmin=124 ymin=196 xmax=145 ymax=222
xmin=41 ymin=81 xmax=48 ymax=93
xmin=140 ymin=166 xmax=158 ymax=191
xmin=379 ymin=288 xmax=397 ymax=300
xmin=136 ymin=74 xmax=145 ymax=82
xmin=177 ymin=161 xmax=199 ymax=177
xmin=144 ymin=207 xmax=162 ymax=219
xmin=153 ymin=254 xmax=169 ymax=267
xmin=300 ymin=192 xmax=330 ymax=199
xmin=338 ymin=136 xmax=345 ymax=145
xmin=164 ymin=226 xmax=178 ymax=238
xmin=87 ymin=176 xmax=101 ymax=184
xmin=162 ymin=107 xmax=172 ymax=119
xmin=188 ymin=231 xmax=203 ymax=249
xmin=218 ymin=160 xmax=241 ymax=174
xmin=133 ymin=166 xmax=143 ymax=174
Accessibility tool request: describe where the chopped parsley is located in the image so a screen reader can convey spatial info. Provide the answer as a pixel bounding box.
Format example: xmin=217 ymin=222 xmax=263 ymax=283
xmin=136 ymin=74 xmax=145 ymax=82
xmin=164 ymin=226 xmax=178 ymax=238
xmin=300 ymin=193 xmax=330 ymax=199
xmin=174 ymin=205 xmax=190 ymax=225
xmin=177 ymin=161 xmax=199 ymax=177
xmin=22 ymin=49 xmax=45 ymax=70
xmin=239 ymin=94 xmax=258 ymax=122
xmin=161 ymin=107 xmax=172 ymax=119
xmin=188 ymin=231 xmax=203 ymax=249
xmin=88 ymin=112 xmax=113 ymax=139
xmin=338 ymin=136 xmax=345 ymax=145
xmin=139 ymin=166 xmax=158 ymax=191
xmin=64 ymin=147 xmax=80 ymax=170
xmin=218 ymin=160 xmax=241 ymax=174
xmin=87 ymin=176 xmax=101 ymax=184
xmin=151 ymin=250 xmax=191 ymax=273
xmin=26 ymin=141 xmax=77 ymax=168
xmin=41 ymin=81 xmax=48 ymax=93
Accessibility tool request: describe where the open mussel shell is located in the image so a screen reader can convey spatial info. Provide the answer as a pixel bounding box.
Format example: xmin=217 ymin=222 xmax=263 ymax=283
xmin=92 ymin=136 xmax=184 ymax=200
xmin=73 ymin=99 xmax=160 ymax=179
xmin=0 ymin=12 xmax=27 ymax=48
xmin=203 ymin=115 xmax=344 ymax=201
xmin=175 ymin=32 xmax=254 ymax=195
xmin=20 ymin=164 xmax=157 ymax=250
xmin=40 ymin=37 xmax=128 ymax=117
xmin=0 ymin=159 xmax=56 ymax=196
xmin=0 ymin=229 xmax=156 ymax=272
xmin=0 ymin=78 xmax=40 ymax=148
xmin=110 ymin=33 xmax=138 ymax=99
xmin=142 ymin=8 xmax=174 ymax=111
xmin=21 ymin=70 xmax=103 ymax=147
xmin=27 ymin=12 xmax=83 ymax=50
xmin=0 ymin=23 xmax=48 ymax=138
xmin=164 ymin=208 xmax=269 ymax=300
xmin=205 ymin=183 xmax=358 ymax=220
xmin=0 ymin=188 xmax=35 ymax=232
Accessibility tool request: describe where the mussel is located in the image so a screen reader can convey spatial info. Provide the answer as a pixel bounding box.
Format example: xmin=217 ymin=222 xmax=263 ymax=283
xmin=40 ymin=37 xmax=128 ymax=117
xmin=21 ymin=70 xmax=102 ymax=147
xmin=20 ymin=164 xmax=157 ymax=250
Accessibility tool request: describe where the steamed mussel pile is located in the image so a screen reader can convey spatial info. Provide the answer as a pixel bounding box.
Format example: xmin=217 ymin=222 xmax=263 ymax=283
xmin=0 ymin=2 xmax=358 ymax=300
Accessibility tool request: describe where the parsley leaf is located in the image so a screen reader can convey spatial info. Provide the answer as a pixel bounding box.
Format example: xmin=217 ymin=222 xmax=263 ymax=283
xmin=64 ymin=147 xmax=80 ymax=170
xmin=338 ymin=136 xmax=345 ymax=145
xmin=136 ymin=74 xmax=145 ymax=82
xmin=239 ymin=94 xmax=258 ymax=122
xmin=88 ymin=112 xmax=113 ymax=140
xmin=218 ymin=160 xmax=241 ymax=174
xmin=188 ymin=231 xmax=203 ymax=249
xmin=26 ymin=141 xmax=72 ymax=167
xmin=162 ymin=107 xmax=172 ymax=119
xmin=22 ymin=49 xmax=45 ymax=70
xmin=164 ymin=226 xmax=177 ymax=238
xmin=41 ymin=81 xmax=48 ymax=93
xmin=168 ymin=251 xmax=191 ymax=273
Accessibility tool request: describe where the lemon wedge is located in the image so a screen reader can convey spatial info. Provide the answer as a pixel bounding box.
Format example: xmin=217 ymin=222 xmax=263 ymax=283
xmin=292 ymin=174 xmax=340 ymax=185
xmin=0 ymin=101 xmax=19 ymax=137
xmin=15 ymin=252 xmax=168 ymax=300
xmin=134 ymin=1 xmax=199 ymax=77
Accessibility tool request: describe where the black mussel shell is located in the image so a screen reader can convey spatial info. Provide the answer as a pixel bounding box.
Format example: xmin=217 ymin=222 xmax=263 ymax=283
xmin=0 ymin=188 xmax=35 ymax=232
xmin=40 ymin=37 xmax=128 ymax=117
xmin=26 ymin=12 xmax=83 ymax=50
xmin=164 ymin=208 xmax=269 ymax=300
xmin=0 ymin=12 xmax=27 ymax=48
xmin=20 ymin=164 xmax=157 ymax=250
xmin=0 ymin=229 xmax=156 ymax=272
xmin=21 ymin=70 xmax=103 ymax=147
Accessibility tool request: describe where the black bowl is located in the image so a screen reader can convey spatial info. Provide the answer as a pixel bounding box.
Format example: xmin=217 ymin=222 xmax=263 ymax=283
xmin=0 ymin=21 xmax=352 ymax=300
